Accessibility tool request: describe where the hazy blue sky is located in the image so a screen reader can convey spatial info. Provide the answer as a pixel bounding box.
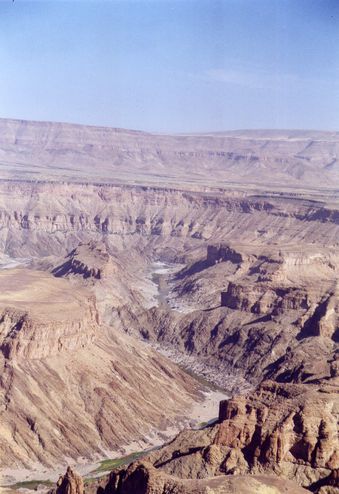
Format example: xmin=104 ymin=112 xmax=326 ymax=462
xmin=1 ymin=0 xmax=338 ymax=132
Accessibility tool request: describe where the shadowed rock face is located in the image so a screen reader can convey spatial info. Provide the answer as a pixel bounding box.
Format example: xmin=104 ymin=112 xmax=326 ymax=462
xmin=207 ymin=245 xmax=243 ymax=265
xmin=215 ymin=382 xmax=338 ymax=479
xmin=52 ymin=241 xmax=116 ymax=280
xmin=55 ymin=467 xmax=84 ymax=494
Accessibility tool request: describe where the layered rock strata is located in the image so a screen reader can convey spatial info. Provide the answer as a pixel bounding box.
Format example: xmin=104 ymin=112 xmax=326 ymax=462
xmin=1 ymin=118 xmax=339 ymax=190
xmin=0 ymin=268 xmax=206 ymax=468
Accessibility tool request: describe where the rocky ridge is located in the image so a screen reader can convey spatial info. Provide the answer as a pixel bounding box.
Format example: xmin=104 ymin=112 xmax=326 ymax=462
xmin=88 ymin=462 xmax=311 ymax=494
xmin=1 ymin=118 xmax=339 ymax=190
xmin=0 ymin=181 xmax=338 ymax=266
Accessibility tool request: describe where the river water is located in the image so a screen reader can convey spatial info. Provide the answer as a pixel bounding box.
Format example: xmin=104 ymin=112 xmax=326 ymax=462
xmin=146 ymin=260 xmax=197 ymax=314
xmin=0 ymin=255 xmax=31 ymax=270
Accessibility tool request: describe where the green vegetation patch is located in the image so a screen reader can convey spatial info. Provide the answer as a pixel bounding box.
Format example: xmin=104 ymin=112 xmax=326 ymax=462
xmin=198 ymin=417 xmax=218 ymax=429
xmin=8 ymin=480 xmax=53 ymax=491
xmin=90 ymin=451 xmax=144 ymax=474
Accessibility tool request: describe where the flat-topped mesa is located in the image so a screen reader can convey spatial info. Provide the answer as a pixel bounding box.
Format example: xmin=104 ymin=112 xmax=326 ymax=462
xmin=1 ymin=118 xmax=339 ymax=190
xmin=52 ymin=241 xmax=117 ymax=280
xmin=207 ymin=244 xmax=243 ymax=265
xmin=0 ymin=299 xmax=98 ymax=360
xmin=0 ymin=269 xmax=99 ymax=359
xmin=220 ymin=282 xmax=309 ymax=315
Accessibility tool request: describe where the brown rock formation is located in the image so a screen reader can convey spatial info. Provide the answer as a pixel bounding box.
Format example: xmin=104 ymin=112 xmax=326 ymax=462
xmin=214 ymin=382 xmax=339 ymax=482
xmin=126 ymin=241 xmax=338 ymax=388
xmin=54 ymin=467 xmax=84 ymax=494
xmin=0 ymin=269 xmax=98 ymax=359
xmin=0 ymin=180 xmax=338 ymax=262
xmin=220 ymin=282 xmax=309 ymax=314
xmin=207 ymin=244 xmax=243 ymax=265
xmin=52 ymin=241 xmax=116 ymax=280
xmin=0 ymin=267 xmax=207 ymax=468
xmin=101 ymin=382 xmax=337 ymax=492
xmin=84 ymin=460 xmax=311 ymax=493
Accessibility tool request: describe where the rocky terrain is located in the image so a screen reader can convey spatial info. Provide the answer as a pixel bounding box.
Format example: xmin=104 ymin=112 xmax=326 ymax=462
xmin=0 ymin=119 xmax=338 ymax=493
xmin=1 ymin=118 xmax=339 ymax=191
xmin=0 ymin=264 xmax=213 ymax=470
xmin=120 ymin=241 xmax=338 ymax=382
xmin=52 ymin=463 xmax=310 ymax=494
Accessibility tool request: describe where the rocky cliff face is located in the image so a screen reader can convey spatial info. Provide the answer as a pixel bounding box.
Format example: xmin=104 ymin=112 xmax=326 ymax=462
xmin=0 ymin=268 xmax=99 ymax=360
xmin=117 ymin=241 xmax=338 ymax=387
xmin=207 ymin=244 xmax=244 ymax=265
xmin=0 ymin=181 xmax=338 ymax=260
xmin=0 ymin=303 xmax=97 ymax=360
xmin=101 ymin=382 xmax=337 ymax=493
xmin=54 ymin=467 xmax=84 ymax=494
xmin=52 ymin=241 xmax=117 ymax=280
xmin=108 ymin=232 xmax=338 ymax=493
xmin=220 ymin=282 xmax=309 ymax=313
xmin=215 ymin=382 xmax=338 ymax=483
xmin=0 ymin=266 xmax=208 ymax=468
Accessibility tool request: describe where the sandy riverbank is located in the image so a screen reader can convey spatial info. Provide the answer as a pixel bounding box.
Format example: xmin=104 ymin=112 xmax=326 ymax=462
xmin=0 ymin=387 xmax=227 ymax=489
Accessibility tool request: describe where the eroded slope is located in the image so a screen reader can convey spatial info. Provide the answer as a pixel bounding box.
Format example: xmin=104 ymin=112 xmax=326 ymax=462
xmin=0 ymin=267 xmax=206 ymax=469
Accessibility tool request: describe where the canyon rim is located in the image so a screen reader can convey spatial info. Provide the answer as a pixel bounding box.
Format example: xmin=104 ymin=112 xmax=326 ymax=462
xmin=1 ymin=1 xmax=339 ymax=493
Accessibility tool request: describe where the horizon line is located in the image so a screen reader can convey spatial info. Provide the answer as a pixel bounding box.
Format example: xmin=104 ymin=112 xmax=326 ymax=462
xmin=0 ymin=116 xmax=339 ymax=137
